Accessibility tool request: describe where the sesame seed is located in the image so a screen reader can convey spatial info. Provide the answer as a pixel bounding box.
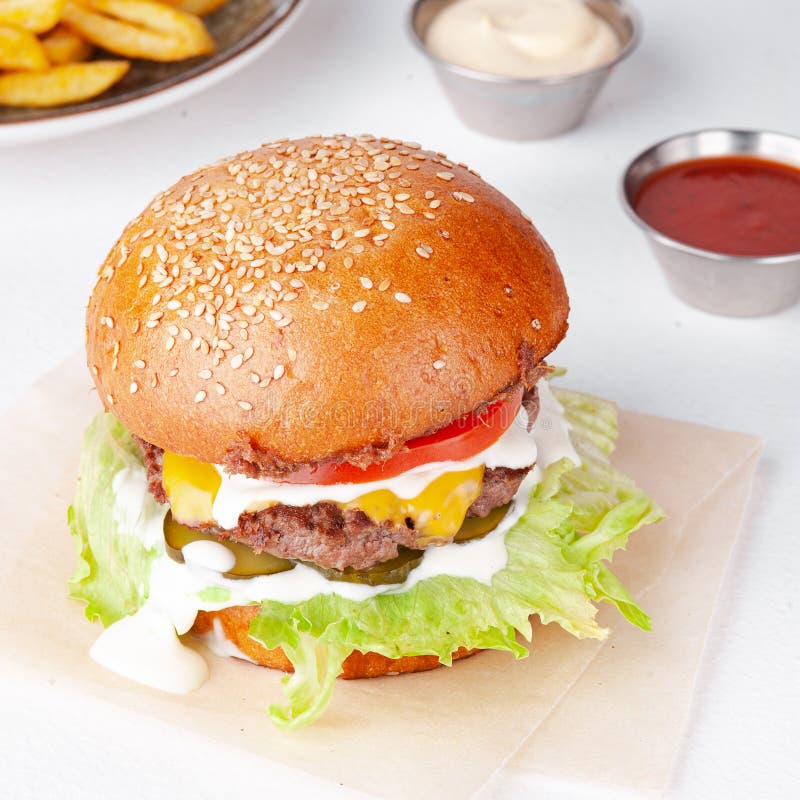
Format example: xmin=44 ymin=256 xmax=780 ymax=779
xmin=359 ymin=276 xmax=373 ymax=289
xmin=230 ymin=353 xmax=244 ymax=369
xmin=312 ymin=301 xmax=330 ymax=311
xmin=395 ymin=292 xmax=411 ymax=304
xmin=415 ymin=245 xmax=431 ymax=259
xmin=353 ymin=228 xmax=370 ymax=238
xmin=129 ymin=381 xmax=139 ymax=393
xmin=194 ymin=390 xmax=207 ymax=403
xmin=378 ymin=278 xmax=391 ymax=291
xmin=237 ymin=400 xmax=253 ymax=411
xmin=436 ymin=171 xmax=454 ymax=181
xmin=133 ymin=359 xmax=146 ymax=369
xmin=352 ymin=300 xmax=367 ymax=313
xmin=433 ymin=359 xmax=446 ymax=370
xmin=273 ymin=364 xmax=285 ymax=380
xmin=198 ymin=369 xmax=212 ymax=379
xmin=215 ymin=382 xmax=226 ymax=395
xmin=531 ymin=318 xmax=542 ymax=330
xmin=453 ymin=191 xmax=475 ymax=203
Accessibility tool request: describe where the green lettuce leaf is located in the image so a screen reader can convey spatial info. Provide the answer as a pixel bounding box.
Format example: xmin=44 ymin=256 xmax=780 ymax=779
xmin=249 ymin=386 xmax=663 ymax=729
xmin=68 ymin=412 xmax=160 ymax=627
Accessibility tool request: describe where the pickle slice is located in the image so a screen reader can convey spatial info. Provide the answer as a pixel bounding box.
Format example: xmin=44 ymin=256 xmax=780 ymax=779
xmin=454 ymin=503 xmax=511 ymax=542
xmin=304 ymin=547 xmax=425 ymax=586
xmin=163 ymin=512 xmax=294 ymax=579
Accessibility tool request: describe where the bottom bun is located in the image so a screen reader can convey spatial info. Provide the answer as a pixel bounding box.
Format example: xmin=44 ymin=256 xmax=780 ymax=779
xmin=193 ymin=606 xmax=478 ymax=679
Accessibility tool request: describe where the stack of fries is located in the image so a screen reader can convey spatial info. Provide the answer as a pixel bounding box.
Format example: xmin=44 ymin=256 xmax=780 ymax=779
xmin=0 ymin=0 xmax=230 ymax=107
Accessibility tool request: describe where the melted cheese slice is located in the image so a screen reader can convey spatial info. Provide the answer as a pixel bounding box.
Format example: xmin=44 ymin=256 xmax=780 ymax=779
xmin=162 ymin=452 xmax=221 ymax=525
xmin=162 ymin=452 xmax=484 ymax=543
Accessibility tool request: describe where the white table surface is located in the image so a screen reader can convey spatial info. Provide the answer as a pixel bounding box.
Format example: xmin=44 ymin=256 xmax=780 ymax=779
xmin=1 ymin=1 xmax=798 ymax=798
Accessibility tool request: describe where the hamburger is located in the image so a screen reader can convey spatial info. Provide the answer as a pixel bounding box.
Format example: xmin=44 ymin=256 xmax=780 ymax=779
xmin=69 ymin=134 xmax=661 ymax=727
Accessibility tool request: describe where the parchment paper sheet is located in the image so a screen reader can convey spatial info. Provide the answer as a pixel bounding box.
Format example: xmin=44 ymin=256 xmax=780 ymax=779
xmin=0 ymin=357 xmax=762 ymax=799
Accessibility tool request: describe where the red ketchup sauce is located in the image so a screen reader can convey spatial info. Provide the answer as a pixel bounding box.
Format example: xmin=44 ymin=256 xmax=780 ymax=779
xmin=633 ymin=155 xmax=800 ymax=256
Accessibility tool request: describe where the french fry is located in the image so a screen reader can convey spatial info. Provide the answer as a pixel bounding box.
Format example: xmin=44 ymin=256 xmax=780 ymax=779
xmin=41 ymin=24 xmax=95 ymax=64
xmin=62 ymin=0 xmax=214 ymax=61
xmin=166 ymin=0 xmax=231 ymax=17
xmin=0 ymin=25 xmax=49 ymax=71
xmin=0 ymin=60 xmax=129 ymax=106
xmin=0 ymin=0 xmax=66 ymax=33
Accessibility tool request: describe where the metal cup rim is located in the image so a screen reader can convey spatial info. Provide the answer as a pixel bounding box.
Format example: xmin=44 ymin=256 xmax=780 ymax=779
xmin=620 ymin=127 xmax=800 ymax=265
xmin=407 ymin=0 xmax=642 ymax=87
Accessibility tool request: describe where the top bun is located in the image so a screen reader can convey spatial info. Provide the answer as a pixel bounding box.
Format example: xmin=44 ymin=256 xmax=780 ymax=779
xmin=86 ymin=134 xmax=568 ymax=472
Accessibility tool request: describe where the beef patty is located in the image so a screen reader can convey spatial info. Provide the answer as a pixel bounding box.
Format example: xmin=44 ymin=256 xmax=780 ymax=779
xmin=137 ymin=440 xmax=532 ymax=571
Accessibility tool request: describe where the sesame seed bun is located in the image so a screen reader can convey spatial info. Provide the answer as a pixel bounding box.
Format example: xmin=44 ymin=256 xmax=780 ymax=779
xmin=192 ymin=607 xmax=477 ymax=678
xmin=87 ymin=134 xmax=568 ymax=470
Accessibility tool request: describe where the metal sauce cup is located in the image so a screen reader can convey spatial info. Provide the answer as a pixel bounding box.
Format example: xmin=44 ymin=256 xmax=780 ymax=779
xmin=621 ymin=129 xmax=800 ymax=317
xmin=409 ymin=0 xmax=641 ymax=140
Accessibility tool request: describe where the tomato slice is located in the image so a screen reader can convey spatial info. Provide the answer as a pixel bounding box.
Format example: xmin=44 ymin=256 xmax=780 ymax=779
xmin=282 ymin=386 xmax=524 ymax=485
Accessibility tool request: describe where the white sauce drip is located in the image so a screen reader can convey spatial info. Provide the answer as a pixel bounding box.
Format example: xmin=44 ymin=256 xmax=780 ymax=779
xmin=198 ymin=617 xmax=257 ymax=664
xmin=112 ymin=466 xmax=166 ymax=549
xmin=90 ymin=605 xmax=208 ymax=694
xmin=182 ymin=540 xmax=236 ymax=574
xmin=89 ymin=380 xmax=578 ymax=694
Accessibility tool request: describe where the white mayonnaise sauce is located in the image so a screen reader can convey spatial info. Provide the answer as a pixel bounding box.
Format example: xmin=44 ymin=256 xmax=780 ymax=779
xmin=425 ymin=0 xmax=621 ymax=79
xmin=90 ymin=605 xmax=208 ymax=694
xmin=198 ymin=617 xmax=257 ymax=664
xmin=112 ymin=466 xmax=166 ymax=549
xmin=90 ymin=379 xmax=579 ymax=693
xmin=182 ymin=540 xmax=236 ymax=574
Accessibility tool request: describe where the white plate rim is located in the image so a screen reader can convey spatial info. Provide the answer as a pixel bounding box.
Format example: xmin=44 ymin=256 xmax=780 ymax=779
xmin=0 ymin=0 xmax=308 ymax=147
